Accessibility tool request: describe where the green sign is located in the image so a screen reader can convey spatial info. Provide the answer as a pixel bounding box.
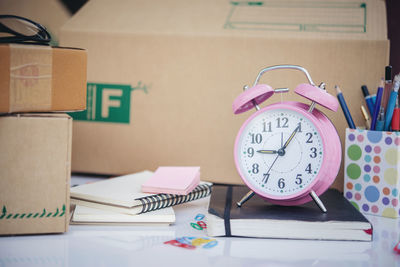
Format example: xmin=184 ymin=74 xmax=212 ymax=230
xmin=70 ymin=82 xmax=148 ymax=124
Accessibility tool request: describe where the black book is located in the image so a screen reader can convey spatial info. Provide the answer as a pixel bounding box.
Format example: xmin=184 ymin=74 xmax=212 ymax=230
xmin=207 ymin=185 xmax=372 ymax=241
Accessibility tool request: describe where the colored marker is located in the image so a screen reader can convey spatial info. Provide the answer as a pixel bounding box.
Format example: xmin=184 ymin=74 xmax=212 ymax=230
xmin=335 ymin=85 xmax=356 ymax=129
xmin=384 ymin=74 xmax=400 ymax=130
xmin=375 ymin=107 xmax=385 ymax=131
xmin=371 ymin=93 xmax=376 ymax=107
xmin=381 ymin=66 xmax=392 ymax=111
xmin=392 ymin=98 xmax=400 ymax=131
xmin=394 ymin=240 xmax=400 ymax=254
xmin=370 ymin=79 xmax=385 ymax=130
xmin=361 ymin=85 xmax=375 ymax=116
xmin=360 ymin=105 xmax=371 ymax=129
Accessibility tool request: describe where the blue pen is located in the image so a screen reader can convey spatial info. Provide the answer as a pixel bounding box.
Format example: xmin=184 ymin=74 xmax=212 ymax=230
xmin=384 ymin=74 xmax=400 ymax=130
xmin=371 ymin=79 xmax=385 ymax=130
xmin=376 ymin=107 xmax=385 ymax=131
xmin=361 ymin=85 xmax=375 ymax=116
xmin=371 ymin=94 xmax=376 ymax=106
xmin=364 ymin=95 xmax=375 ymax=116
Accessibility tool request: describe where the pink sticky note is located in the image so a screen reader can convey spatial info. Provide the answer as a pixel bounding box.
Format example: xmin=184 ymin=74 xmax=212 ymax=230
xmin=141 ymin=167 xmax=200 ymax=195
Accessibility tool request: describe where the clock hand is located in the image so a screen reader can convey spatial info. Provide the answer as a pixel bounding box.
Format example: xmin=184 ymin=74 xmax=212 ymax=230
xmin=239 ymin=124 xmax=299 ymax=206
xmin=282 ymin=124 xmax=301 ymax=150
xmin=238 ymin=153 xmax=280 ymax=207
xmin=257 ymin=149 xmax=278 ymax=154
xmin=264 ymin=154 xmax=280 ymax=180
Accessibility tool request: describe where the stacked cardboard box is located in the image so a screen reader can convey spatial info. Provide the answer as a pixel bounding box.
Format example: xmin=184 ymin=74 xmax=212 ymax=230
xmin=60 ymin=0 xmax=389 ymax=191
xmin=0 ymin=44 xmax=87 ymax=235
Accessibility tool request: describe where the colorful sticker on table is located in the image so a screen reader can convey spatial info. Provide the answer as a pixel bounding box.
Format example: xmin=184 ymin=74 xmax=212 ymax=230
xmin=194 ymin=214 xmax=205 ymax=221
xmin=164 ymin=237 xmax=218 ymax=250
xmin=164 ymin=239 xmax=196 ymax=250
xmin=190 ymin=214 xmax=207 ymax=230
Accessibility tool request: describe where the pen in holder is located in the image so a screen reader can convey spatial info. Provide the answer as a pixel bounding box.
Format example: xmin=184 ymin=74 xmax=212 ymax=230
xmin=344 ymin=128 xmax=400 ymax=218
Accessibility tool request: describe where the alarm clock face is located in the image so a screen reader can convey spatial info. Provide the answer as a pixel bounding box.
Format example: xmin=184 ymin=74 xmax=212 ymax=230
xmin=235 ymin=104 xmax=325 ymax=199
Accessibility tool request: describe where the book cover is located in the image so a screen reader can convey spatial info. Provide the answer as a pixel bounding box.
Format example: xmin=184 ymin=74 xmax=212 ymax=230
xmin=70 ymin=171 xmax=212 ymax=215
xmin=207 ymin=185 xmax=372 ymax=241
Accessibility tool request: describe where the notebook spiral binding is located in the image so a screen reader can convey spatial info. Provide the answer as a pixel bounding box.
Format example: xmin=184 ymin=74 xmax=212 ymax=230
xmin=136 ymin=184 xmax=212 ymax=214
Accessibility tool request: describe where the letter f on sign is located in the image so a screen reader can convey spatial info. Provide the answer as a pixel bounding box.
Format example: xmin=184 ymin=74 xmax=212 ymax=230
xmin=101 ymin=89 xmax=123 ymax=118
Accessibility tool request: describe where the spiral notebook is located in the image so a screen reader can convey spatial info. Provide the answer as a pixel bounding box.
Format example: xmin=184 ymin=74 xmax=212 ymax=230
xmin=70 ymin=171 xmax=212 ymax=215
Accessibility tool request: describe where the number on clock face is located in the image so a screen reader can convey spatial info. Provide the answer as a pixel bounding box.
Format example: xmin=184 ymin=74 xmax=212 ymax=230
xmin=237 ymin=108 xmax=324 ymax=197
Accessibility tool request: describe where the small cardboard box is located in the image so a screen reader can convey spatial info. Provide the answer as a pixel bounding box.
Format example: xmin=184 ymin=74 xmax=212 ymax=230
xmin=60 ymin=0 xmax=389 ymax=189
xmin=344 ymin=128 xmax=400 ymax=218
xmin=0 ymin=113 xmax=72 ymax=235
xmin=0 ymin=44 xmax=87 ymax=113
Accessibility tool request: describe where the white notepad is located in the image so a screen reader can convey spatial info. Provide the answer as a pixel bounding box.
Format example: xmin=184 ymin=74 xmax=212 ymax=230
xmin=71 ymin=205 xmax=175 ymax=225
xmin=70 ymin=171 xmax=155 ymax=208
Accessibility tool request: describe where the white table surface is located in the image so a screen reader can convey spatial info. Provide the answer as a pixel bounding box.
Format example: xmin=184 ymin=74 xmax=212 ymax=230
xmin=1 ymin=174 xmax=400 ymax=267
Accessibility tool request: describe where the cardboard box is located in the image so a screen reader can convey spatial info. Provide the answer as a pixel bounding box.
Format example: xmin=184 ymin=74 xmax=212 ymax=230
xmin=0 ymin=44 xmax=87 ymax=113
xmin=60 ymin=0 xmax=389 ymax=190
xmin=344 ymin=128 xmax=400 ymax=218
xmin=0 ymin=114 xmax=72 ymax=235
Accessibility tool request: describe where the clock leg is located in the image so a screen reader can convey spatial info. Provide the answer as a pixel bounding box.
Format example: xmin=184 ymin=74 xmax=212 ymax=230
xmin=236 ymin=190 xmax=255 ymax=207
xmin=310 ymin=190 xmax=327 ymax=213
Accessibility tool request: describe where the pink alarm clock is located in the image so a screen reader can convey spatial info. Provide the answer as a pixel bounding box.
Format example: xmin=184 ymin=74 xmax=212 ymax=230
xmin=233 ymin=65 xmax=341 ymax=212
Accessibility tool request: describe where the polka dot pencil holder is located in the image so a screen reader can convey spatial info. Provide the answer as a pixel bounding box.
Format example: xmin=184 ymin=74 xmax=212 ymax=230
xmin=344 ymin=128 xmax=400 ymax=218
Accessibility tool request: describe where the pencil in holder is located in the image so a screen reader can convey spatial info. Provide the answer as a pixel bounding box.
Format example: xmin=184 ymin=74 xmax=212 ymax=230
xmin=344 ymin=128 xmax=400 ymax=218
